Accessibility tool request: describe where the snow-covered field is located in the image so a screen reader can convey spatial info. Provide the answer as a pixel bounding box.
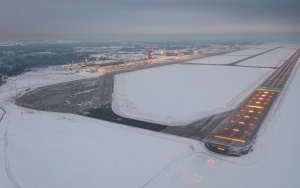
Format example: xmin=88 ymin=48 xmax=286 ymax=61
xmin=186 ymin=55 xmax=247 ymax=65
xmin=112 ymin=43 xmax=297 ymax=126
xmin=0 ymin=65 xmax=103 ymax=101
xmin=144 ymin=59 xmax=300 ymax=188
xmin=0 ymin=43 xmax=299 ymax=188
xmin=113 ymin=65 xmax=268 ymax=125
xmin=183 ymin=43 xmax=297 ymax=66
xmin=239 ymin=47 xmax=298 ymax=67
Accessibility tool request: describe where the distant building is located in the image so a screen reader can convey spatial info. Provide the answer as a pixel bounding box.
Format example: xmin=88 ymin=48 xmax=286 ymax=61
xmin=166 ymin=52 xmax=179 ymax=56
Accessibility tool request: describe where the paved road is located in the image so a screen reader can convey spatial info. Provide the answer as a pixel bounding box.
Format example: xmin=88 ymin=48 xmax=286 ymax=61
xmin=16 ymin=55 xmax=231 ymax=142
xmin=16 ymin=47 xmax=300 ymax=156
xmin=204 ymin=47 xmax=300 ymax=156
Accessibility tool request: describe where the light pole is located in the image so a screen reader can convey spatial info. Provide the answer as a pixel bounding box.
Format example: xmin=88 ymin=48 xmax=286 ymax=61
xmin=15 ymin=80 xmax=17 ymax=96
xmin=27 ymin=73 xmax=31 ymax=89
xmin=9 ymin=85 xmax=13 ymax=101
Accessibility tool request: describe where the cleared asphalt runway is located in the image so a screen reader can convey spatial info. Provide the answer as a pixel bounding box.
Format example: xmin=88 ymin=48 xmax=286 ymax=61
xmin=16 ymin=47 xmax=300 ymax=156
xmin=204 ymin=47 xmax=300 ymax=156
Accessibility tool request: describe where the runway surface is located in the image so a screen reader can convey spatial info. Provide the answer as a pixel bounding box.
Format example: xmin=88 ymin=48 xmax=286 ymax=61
xmin=16 ymin=47 xmax=300 ymax=156
xmin=204 ymin=47 xmax=300 ymax=156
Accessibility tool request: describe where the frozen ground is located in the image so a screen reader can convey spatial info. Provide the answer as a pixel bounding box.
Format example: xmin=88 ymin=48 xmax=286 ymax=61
xmin=113 ymin=65 xmax=268 ymax=125
xmin=112 ymin=43 xmax=297 ymax=126
xmin=0 ymin=65 xmax=103 ymax=99
xmin=239 ymin=46 xmax=298 ymax=67
xmin=185 ymin=55 xmax=247 ymax=65
xmin=0 ymin=43 xmax=299 ymax=188
xmin=183 ymin=43 xmax=295 ymax=66
xmin=144 ymin=58 xmax=300 ymax=188
xmin=0 ymin=103 xmax=191 ymax=188
xmin=184 ymin=43 xmax=278 ymax=65
xmin=0 ymin=65 xmax=192 ymax=188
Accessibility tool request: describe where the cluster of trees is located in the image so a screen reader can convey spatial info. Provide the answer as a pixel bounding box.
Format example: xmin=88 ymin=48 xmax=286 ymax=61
xmin=0 ymin=43 xmax=89 ymax=76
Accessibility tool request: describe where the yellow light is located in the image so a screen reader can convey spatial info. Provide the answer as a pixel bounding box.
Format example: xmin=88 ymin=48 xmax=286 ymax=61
xmin=233 ymin=128 xmax=240 ymax=132
xmin=259 ymin=98 xmax=264 ymax=100
xmin=214 ymin=135 xmax=246 ymax=143
xmin=256 ymin=101 xmax=261 ymax=104
xmin=246 ymin=105 xmax=264 ymax=109
xmin=239 ymin=122 xmax=245 ymax=125
xmin=264 ymin=91 xmax=269 ymax=94
xmin=249 ymin=110 xmax=254 ymax=113
xmin=262 ymin=95 xmax=266 ymax=97
xmin=217 ymin=147 xmax=225 ymax=151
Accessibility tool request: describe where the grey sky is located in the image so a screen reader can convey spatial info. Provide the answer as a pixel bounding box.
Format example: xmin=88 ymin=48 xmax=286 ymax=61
xmin=0 ymin=0 xmax=299 ymax=41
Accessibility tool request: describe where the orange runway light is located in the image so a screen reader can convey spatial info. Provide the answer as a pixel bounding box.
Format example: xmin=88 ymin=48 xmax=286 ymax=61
xmin=214 ymin=135 xmax=246 ymax=143
xmin=246 ymin=105 xmax=264 ymax=109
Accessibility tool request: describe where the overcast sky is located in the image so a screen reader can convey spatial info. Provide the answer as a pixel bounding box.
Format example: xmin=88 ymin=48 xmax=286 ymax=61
xmin=0 ymin=0 xmax=299 ymax=41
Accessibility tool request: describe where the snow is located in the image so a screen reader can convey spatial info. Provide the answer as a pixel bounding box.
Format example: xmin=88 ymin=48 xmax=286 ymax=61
xmin=112 ymin=64 xmax=269 ymax=125
xmin=0 ymin=43 xmax=299 ymax=188
xmin=0 ymin=65 xmax=103 ymax=98
xmin=185 ymin=55 xmax=247 ymax=65
xmin=109 ymin=45 xmax=297 ymax=127
xmin=0 ymin=64 xmax=193 ymax=188
xmin=144 ymin=57 xmax=300 ymax=188
xmin=239 ymin=46 xmax=298 ymax=67
xmin=1 ymin=105 xmax=189 ymax=188
xmin=183 ymin=43 xmax=290 ymax=65
xmin=223 ymin=47 xmax=270 ymax=56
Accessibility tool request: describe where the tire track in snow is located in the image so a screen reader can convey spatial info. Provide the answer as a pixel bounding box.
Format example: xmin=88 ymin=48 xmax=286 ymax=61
xmin=0 ymin=106 xmax=21 ymax=188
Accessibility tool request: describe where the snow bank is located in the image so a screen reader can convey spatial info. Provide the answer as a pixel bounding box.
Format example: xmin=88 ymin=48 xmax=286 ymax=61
xmin=113 ymin=64 xmax=269 ymax=125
